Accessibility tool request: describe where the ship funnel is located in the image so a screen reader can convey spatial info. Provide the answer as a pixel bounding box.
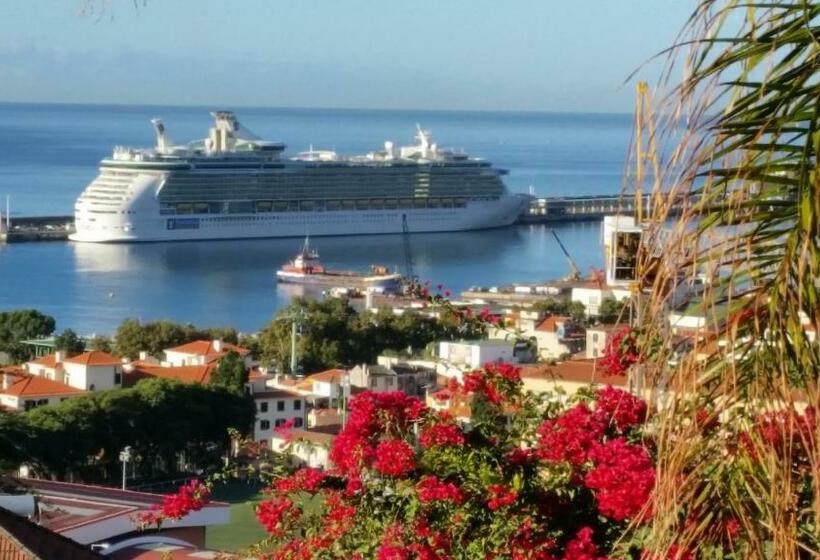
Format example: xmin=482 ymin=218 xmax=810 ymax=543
xmin=151 ymin=118 xmax=170 ymax=153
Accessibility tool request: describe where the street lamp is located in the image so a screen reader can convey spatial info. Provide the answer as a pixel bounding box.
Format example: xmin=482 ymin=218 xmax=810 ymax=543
xmin=119 ymin=446 xmax=132 ymax=490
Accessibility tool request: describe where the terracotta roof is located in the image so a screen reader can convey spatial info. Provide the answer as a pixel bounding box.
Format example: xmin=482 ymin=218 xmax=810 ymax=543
xmin=63 ymin=351 xmax=122 ymax=366
xmin=587 ymin=323 xmax=630 ymax=333
xmin=0 ymin=506 xmax=103 ymax=560
xmin=28 ymin=353 xmax=61 ymax=368
xmin=125 ymin=364 xmax=215 ymax=386
xmin=520 ymin=360 xmax=627 ymax=387
xmin=535 ymin=315 xmax=569 ymax=332
xmin=2 ymin=375 xmax=84 ymax=398
xmin=296 ymin=369 xmax=346 ymax=390
xmin=286 ymin=425 xmax=341 ymax=445
xmin=165 ymin=340 xmax=249 ymax=357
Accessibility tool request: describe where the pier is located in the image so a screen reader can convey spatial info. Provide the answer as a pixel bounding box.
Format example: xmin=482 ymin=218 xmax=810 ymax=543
xmin=0 ymin=194 xmax=683 ymax=243
xmin=0 ymin=215 xmax=75 ymax=243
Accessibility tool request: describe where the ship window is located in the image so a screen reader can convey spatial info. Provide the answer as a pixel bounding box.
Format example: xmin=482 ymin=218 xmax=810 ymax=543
xmin=356 ymin=200 xmax=369 ymax=210
xmin=255 ymin=201 xmax=273 ymax=213
xmin=300 ymin=201 xmax=315 ymax=211
xmin=370 ymin=199 xmax=384 ymax=209
xmin=193 ymin=203 xmax=209 ymax=214
xmin=441 ymin=198 xmax=453 ymax=208
xmin=384 ymin=199 xmax=398 ymax=209
xmin=399 ymin=199 xmax=413 ymax=209
xmin=274 ymin=201 xmax=288 ymax=212
xmin=341 ymin=200 xmax=355 ymax=210
xmin=287 ymin=201 xmax=299 ymax=212
xmin=176 ymin=203 xmax=193 ymax=214
xmin=427 ymin=198 xmax=441 ymax=208
xmin=413 ymin=199 xmax=427 ymax=209
xmin=326 ymin=200 xmax=341 ymax=211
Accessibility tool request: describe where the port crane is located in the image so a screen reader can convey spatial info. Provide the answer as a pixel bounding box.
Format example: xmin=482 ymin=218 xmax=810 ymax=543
xmin=402 ymin=214 xmax=416 ymax=285
xmin=550 ymin=229 xmax=582 ymax=282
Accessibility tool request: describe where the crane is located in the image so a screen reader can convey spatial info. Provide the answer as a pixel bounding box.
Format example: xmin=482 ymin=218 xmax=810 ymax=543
xmin=550 ymin=229 xmax=582 ymax=282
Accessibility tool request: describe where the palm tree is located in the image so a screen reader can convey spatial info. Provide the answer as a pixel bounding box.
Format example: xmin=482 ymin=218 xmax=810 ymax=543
xmin=629 ymin=1 xmax=820 ymax=557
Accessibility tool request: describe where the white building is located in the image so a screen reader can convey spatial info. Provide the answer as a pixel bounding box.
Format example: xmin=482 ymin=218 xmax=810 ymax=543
xmin=437 ymin=340 xmax=516 ymax=371
xmin=0 ymin=369 xmax=84 ymax=411
xmin=347 ymin=363 xmax=436 ymax=396
xmin=163 ymin=339 xmax=251 ymax=367
xmin=250 ymin=388 xmax=307 ymax=445
xmin=61 ymin=351 xmax=124 ymax=391
xmin=585 ymin=323 xmax=630 ymax=359
xmin=271 ymin=425 xmax=338 ymax=470
xmin=570 ymin=283 xmax=631 ymax=317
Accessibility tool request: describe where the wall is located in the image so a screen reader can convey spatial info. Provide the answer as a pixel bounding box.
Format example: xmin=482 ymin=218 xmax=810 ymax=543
xmin=254 ymin=396 xmax=306 ymax=443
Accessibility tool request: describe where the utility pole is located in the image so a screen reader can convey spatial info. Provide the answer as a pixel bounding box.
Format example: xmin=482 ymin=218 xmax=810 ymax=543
xmin=287 ymin=307 xmax=307 ymax=376
xmin=119 ymin=446 xmax=132 ymax=490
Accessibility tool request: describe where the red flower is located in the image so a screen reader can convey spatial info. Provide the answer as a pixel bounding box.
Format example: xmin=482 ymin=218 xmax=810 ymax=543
xmin=256 ymin=495 xmax=296 ymax=536
xmin=137 ymin=479 xmax=210 ymax=526
xmin=599 ymin=327 xmax=639 ymax=376
xmin=419 ymin=420 xmax=465 ymax=448
xmin=273 ymin=467 xmax=326 ymax=494
xmin=537 ymin=403 xmax=607 ymax=465
xmin=584 ymin=438 xmax=655 ymax=522
xmin=373 ymin=439 xmax=416 ymax=477
xmin=486 ymin=483 xmax=518 ymax=510
xmin=416 ymin=475 xmax=464 ymax=505
xmin=594 ymin=385 xmax=647 ymax=432
xmin=562 ymin=526 xmax=607 ymax=560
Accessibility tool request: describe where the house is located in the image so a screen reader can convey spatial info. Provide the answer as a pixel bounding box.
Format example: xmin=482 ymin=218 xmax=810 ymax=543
xmin=123 ymin=364 xmax=215 ymax=387
xmin=248 ymin=388 xmax=306 ymax=445
xmin=437 ymin=340 xmax=516 ymax=372
xmin=585 ymin=323 xmax=629 ymax=359
xmin=271 ymin=425 xmax=339 ymax=470
xmin=163 ymin=340 xmax=251 ymax=367
xmin=519 ymin=360 xmax=630 ymax=396
xmin=528 ymin=315 xmax=584 ymax=360
xmin=24 ymin=351 xmax=124 ymax=392
xmin=570 ymin=281 xmax=631 ymax=317
xmin=0 ymin=372 xmax=84 ymax=411
xmin=347 ymin=363 xmax=436 ymax=396
xmin=61 ymin=351 xmax=124 ymax=392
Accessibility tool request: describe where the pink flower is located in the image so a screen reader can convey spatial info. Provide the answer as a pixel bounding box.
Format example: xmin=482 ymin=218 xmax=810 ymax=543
xmin=584 ymin=438 xmax=655 ymax=522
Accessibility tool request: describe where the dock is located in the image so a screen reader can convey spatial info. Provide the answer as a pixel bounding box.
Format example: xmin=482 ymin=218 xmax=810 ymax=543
xmin=0 ymin=194 xmax=685 ymax=243
xmin=0 ymin=215 xmax=75 ymax=243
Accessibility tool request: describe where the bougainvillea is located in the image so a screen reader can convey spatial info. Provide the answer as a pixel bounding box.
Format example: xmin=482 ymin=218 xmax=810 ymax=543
xmin=599 ymin=326 xmax=640 ymax=376
xmin=136 ymin=479 xmax=211 ymax=527
xmin=149 ymin=367 xmax=662 ymax=558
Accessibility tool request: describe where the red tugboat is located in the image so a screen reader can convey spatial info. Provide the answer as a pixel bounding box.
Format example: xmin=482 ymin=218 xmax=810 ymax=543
xmin=276 ymin=237 xmax=402 ymax=292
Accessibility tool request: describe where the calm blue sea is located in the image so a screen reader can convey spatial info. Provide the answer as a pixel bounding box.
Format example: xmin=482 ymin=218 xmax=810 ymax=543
xmin=0 ymin=103 xmax=631 ymax=334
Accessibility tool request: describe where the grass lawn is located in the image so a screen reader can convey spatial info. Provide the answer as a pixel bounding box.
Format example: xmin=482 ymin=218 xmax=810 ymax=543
xmin=206 ymin=480 xmax=268 ymax=552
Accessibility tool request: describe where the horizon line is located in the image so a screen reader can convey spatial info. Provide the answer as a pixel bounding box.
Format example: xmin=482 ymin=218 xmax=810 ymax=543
xmin=0 ymin=99 xmax=633 ymax=118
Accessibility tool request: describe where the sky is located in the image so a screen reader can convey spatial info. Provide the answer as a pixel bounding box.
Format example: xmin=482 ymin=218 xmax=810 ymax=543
xmin=0 ymin=1 xmax=693 ymax=113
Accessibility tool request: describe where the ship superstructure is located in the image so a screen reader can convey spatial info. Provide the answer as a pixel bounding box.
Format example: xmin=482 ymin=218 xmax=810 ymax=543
xmin=70 ymin=112 xmax=525 ymax=242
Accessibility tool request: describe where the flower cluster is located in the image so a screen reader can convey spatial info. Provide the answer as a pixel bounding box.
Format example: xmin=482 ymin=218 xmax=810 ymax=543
xmin=599 ymin=327 xmax=640 ymax=376
xmin=537 ymin=402 xmax=607 ymax=465
xmin=137 ymin=479 xmax=210 ymax=527
xmin=418 ymin=417 xmax=465 ymax=449
xmin=486 ymin=483 xmax=518 ymax=510
xmin=594 ymin=385 xmax=647 ymax=432
xmin=585 ymin=438 xmax=655 ymax=521
xmin=416 ymin=475 xmax=465 ymax=505
xmin=373 ymin=439 xmax=416 ymax=477
xmin=273 ymin=467 xmax=326 ymax=494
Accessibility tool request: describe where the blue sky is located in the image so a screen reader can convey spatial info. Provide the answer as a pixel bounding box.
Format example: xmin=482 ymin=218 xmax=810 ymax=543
xmin=0 ymin=1 xmax=693 ymax=113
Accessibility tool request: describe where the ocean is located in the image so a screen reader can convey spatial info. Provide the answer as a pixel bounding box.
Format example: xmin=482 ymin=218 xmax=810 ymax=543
xmin=0 ymin=103 xmax=632 ymax=334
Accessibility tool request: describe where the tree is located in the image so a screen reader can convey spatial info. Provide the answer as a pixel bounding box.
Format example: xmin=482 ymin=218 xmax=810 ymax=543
xmin=596 ymin=297 xmax=627 ymax=324
xmin=54 ymin=329 xmax=85 ymax=355
xmin=210 ymin=351 xmax=248 ymax=394
xmin=114 ymin=319 xmax=239 ymax=359
xmin=87 ymin=335 xmax=113 ymax=352
xmin=532 ymin=298 xmax=586 ymax=325
xmin=0 ymin=309 xmax=56 ymax=362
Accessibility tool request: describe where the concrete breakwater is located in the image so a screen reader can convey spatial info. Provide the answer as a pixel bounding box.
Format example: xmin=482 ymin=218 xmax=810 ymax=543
xmin=0 ymin=216 xmax=75 ymax=242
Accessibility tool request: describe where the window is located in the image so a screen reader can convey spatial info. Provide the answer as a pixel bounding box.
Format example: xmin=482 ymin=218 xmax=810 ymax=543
xmin=89 ymin=384 xmax=96 ymax=391
xmin=260 ymin=420 xmax=271 ymax=431
xmin=114 ymin=372 xmax=122 ymax=385
xmin=370 ymin=378 xmax=378 ymax=388
xmin=277 ymin=400 xmax=285 ymax=412
xmin=293 ymin=417 xmax=304 ymax=428
xmin=275 ymin=418 xmax=287 ymax=427
xmin=36 ymin=399 xmax=48 ymax=406
xmin=24 ymin=400 xmax=35 ymax=411
xmin=260 ymin=402 xmax=269 ymax=413
xmin=386 ymin=377 xmax=394 ymax=387
xmin=293 ymin=400 xmax=301 ymax=411
xmin=592 ymin=333 xmax=599 ymax=343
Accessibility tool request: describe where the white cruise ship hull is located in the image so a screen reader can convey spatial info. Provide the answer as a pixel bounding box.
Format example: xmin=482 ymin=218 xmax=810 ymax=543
xmin=70 ymin=196 xmax=525 ymax=243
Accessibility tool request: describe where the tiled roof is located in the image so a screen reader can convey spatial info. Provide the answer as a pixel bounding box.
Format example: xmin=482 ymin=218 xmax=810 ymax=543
xmin=535 ymin=315 xmax=570 ymax=332
xmin=587 ymin=323 xmax=630 ymax=333
xmin=520 ymin=360 xmax=627 ymax=387
xmin=125 ymin=365 xmax=215 ymax=386
xmin=285 ymin=425 xmax=341 ymax=445
xmin=2 ymin=375 xmax=84 ymax=397
xmin=165 ymin=340 xmax=249 ymax=357
xmin=63 ymin=351 xmax=122 ymax=366
xmin=0 ymin=505 xmax=103 ymax=560
xmin=28 ymin=353 xmax=61 ymax=368
xmin=296 ymin=369 xmax=346 ymax=390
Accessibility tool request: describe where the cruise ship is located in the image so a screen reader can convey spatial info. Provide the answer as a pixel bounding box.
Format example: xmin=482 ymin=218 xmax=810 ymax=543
xmin=70 ymin=112 xmax=526 ymax=242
